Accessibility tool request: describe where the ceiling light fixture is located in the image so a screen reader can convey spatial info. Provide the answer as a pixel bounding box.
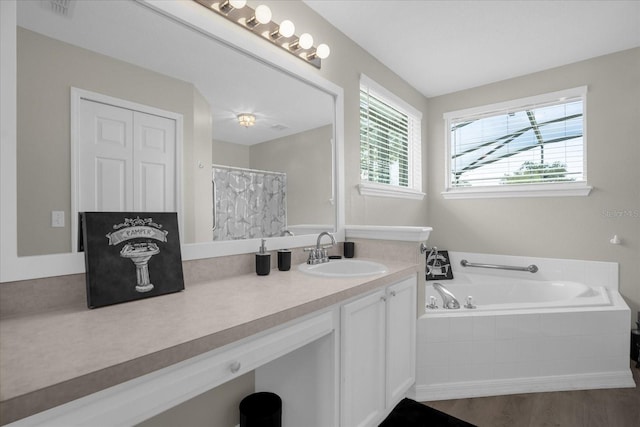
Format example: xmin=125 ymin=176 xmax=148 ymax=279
xmin=195 ymin=0 xmax=330 ymax=69
xmin=237 ymin=113 xmax=256 ymax=127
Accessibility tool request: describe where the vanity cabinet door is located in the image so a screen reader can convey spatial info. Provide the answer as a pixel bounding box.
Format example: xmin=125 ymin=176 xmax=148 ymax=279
xmin=340 ymin=275 xmax=417 ymax=427
xmin=340 ymin=289 xmax=387 ymax=427
xmin=385 ymin=276 xmax=417 ymax=406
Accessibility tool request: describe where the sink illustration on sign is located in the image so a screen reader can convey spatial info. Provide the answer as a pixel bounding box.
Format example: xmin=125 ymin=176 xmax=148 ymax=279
xmin=119 ymin=242 xmax=161 ymax=292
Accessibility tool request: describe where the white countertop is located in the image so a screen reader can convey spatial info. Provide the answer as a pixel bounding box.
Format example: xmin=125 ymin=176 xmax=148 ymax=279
xmin=0 ymin=259 xmax=418 ymax=424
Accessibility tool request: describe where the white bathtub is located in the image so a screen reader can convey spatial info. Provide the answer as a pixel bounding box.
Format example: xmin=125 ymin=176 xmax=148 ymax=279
xmin=424 ymin=272 xmax=611 ymax=312
xmin=413 ymin=253 xmax=635 ymax=402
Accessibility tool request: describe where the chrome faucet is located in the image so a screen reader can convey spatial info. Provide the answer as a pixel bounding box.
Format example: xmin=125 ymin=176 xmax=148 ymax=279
xmin=305 ymin=232 xmax=336 ymax=264
xmin=280 ymin=229 xmax=294 ymax=237
xmin=432 ymin=282 xmax=460 ymax=309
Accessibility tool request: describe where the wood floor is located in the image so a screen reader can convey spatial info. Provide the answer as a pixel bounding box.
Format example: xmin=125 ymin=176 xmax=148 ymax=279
xmin=424 ymin=361 xmax=640 ymax=427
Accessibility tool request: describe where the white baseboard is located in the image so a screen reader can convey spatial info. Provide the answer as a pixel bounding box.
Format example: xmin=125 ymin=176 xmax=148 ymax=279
xmin=412 ymin=370 xmax=636 ymax=402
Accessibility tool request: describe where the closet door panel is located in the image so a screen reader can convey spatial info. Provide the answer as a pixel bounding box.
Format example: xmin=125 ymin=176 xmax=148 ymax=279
xmin=79 ymin=100 xmax=134 ymax=212
xmin=133 ymin=111 xmax=176 ymax=212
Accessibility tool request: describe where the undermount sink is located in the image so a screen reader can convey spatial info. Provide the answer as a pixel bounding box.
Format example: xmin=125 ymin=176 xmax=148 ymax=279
xmin=298 ymin=259 xmax=388 ymax=278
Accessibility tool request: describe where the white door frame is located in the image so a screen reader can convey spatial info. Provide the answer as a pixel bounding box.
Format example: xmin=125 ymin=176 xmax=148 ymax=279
xmin=70 ymin=87 xmax=184 ymax=252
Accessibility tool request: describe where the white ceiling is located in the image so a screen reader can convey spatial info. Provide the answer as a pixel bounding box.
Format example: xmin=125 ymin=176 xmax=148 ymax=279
xmin=17 ymin=0 xmax=333 ymax=146
xmin=305 ymin=0 xmax=640 ymax=97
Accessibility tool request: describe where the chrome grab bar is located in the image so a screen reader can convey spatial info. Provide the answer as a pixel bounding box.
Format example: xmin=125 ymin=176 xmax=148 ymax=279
xmin=460 ymin=259 xmax=538 ymax=273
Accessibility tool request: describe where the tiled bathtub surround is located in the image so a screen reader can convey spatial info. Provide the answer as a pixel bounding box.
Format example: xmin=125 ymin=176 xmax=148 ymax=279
xmin=414 ymin=252 xmax=634 ymax=401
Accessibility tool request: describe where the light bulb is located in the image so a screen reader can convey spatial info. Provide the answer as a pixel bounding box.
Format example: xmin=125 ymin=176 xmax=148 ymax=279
xmin=316 ymin=43 xmax=330 ymax=59
xmin=229 ymin=0 xmax=246 ymax=8
xmin=219 ymin=0 xmax=246 ymax=13
xmin=271 ymin=19 xmax=296 ymax=40
xmin=237 ymin=113 xmax=256 ymax=127
xmin=299 ymin=33 xmax=313 ymax=49
xmin=279 ymin=20 xmax=295 ymax=38
xmin=254 ymin=5 xmax=272 ymax=24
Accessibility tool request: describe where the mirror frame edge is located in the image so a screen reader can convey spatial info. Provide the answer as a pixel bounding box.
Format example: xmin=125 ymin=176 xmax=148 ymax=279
xmin=0 ymin=0 xmax=345 ymax=282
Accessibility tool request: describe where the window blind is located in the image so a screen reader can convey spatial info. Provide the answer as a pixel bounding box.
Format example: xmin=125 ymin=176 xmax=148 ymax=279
xmin=449 ymin=95 xmax=585 ymax=188
xmin=360 ymin=77 xmax=421 ymax=191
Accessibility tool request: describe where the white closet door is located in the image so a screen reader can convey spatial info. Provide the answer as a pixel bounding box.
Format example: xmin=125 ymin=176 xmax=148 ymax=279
xmin=79 ymin=100 xmax=134 ymax=212
xmin=79 ymin=100 xmax=176 ymax=213
xmin=133 ymin=111 xmax=176 ymax=212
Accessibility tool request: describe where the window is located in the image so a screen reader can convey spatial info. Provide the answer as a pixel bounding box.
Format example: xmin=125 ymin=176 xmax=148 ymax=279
xmin=359 ymin=74 xmax=423 ymax=199
xmin=443 ymin=87 xmax=591 ymax=199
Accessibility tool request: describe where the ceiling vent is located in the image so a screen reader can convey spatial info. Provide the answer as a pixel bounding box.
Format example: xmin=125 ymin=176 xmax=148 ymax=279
xmin=42 ymin=0 xmax=75 ymax=18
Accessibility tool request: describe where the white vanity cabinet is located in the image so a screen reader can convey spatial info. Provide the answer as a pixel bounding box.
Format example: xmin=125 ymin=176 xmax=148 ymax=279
xmin=340 ymin=275 xmax=417 ymax=427
xmin=4 ymin=271 xmax=419 ymax=427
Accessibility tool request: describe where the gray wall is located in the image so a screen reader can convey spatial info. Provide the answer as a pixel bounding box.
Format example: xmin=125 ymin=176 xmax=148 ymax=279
xmin=250 ymin=125 xmax=334 ymax=226
xmin=16 ymin=27 xmax=213 ymax=254
xmin=190 ymin=88 xmax=215 ymax=243
xmin=213 ymin=140 xmax=251 ymax=169
xmin=426 ymin=48 xmax=640 ymax=319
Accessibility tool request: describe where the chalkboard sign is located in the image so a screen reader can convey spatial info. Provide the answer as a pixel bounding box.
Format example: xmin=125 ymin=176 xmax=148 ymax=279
xmin=81 ymin=212 xmax=184 ymax=308
xmin=426 ymin=249 xmax=454 ymax=281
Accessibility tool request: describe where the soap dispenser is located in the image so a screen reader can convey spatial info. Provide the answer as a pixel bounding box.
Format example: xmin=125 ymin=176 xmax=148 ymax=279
xmin=277 ymin=248 xmax=291 ymax=271
xmin=256 ymin=239 xmax=271 ymax=276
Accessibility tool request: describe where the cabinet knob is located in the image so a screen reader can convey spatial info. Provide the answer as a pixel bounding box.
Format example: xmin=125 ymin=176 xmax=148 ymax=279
xmin=230 ymin=361 xmax=241 ymax=373
xmin=390 ymin=290 xmax=397 ymax=297
xmin=380 ymin=295 xmax=387 ymax=302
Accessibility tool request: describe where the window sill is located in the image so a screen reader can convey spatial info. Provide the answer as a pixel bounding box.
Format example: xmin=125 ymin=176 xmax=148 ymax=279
xmin=358 ymin=182 xmax=425 ymax=200
xmin=441 ymin=182 xmax=592 ymax=199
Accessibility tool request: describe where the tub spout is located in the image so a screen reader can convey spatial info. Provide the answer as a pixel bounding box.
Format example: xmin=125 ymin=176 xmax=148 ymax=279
xmin=433 ymin=282 xmax=460 ymax=309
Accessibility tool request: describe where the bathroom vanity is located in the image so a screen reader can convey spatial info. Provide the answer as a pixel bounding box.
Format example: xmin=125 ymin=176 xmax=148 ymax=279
xmin=0 ymin=260 xmax=418 ymax=426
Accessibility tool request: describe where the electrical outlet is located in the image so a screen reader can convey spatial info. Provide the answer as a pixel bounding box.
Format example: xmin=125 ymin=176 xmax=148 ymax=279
xmin=51 ymin=211 xmax=65 ymax=228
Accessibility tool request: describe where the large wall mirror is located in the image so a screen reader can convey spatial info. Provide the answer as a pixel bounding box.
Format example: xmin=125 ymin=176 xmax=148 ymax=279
xmin=0 ymin=0 xmax=345 ymax=282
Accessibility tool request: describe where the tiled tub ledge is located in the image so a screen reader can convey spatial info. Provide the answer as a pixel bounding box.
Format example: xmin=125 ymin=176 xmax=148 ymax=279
xmin=0 ymin=259 xmax=418 ymax=425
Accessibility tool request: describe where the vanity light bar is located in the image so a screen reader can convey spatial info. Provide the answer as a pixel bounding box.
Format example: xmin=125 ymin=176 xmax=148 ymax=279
xmin=193 ymin=0 xmax=329 ymax=69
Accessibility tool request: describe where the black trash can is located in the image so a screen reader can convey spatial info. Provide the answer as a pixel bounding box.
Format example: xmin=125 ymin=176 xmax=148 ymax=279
xmin=239 ymin=392 xmax=282 ymax=427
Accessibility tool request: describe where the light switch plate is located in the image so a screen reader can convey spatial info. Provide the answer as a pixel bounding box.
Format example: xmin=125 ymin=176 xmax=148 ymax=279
xmin=51 ymin=210 xmax=65 ymax=227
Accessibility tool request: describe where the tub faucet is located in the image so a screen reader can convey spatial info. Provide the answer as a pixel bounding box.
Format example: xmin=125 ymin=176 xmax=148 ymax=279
xmin=305 ymin=231 xmax=336 ymax=264
xmin=433 ymin=282 xmax=460 ymax=309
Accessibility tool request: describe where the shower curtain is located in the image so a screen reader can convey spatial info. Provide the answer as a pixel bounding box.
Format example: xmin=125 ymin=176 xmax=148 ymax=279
xmin=212 ymin=165 xmax=287 ymax=240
